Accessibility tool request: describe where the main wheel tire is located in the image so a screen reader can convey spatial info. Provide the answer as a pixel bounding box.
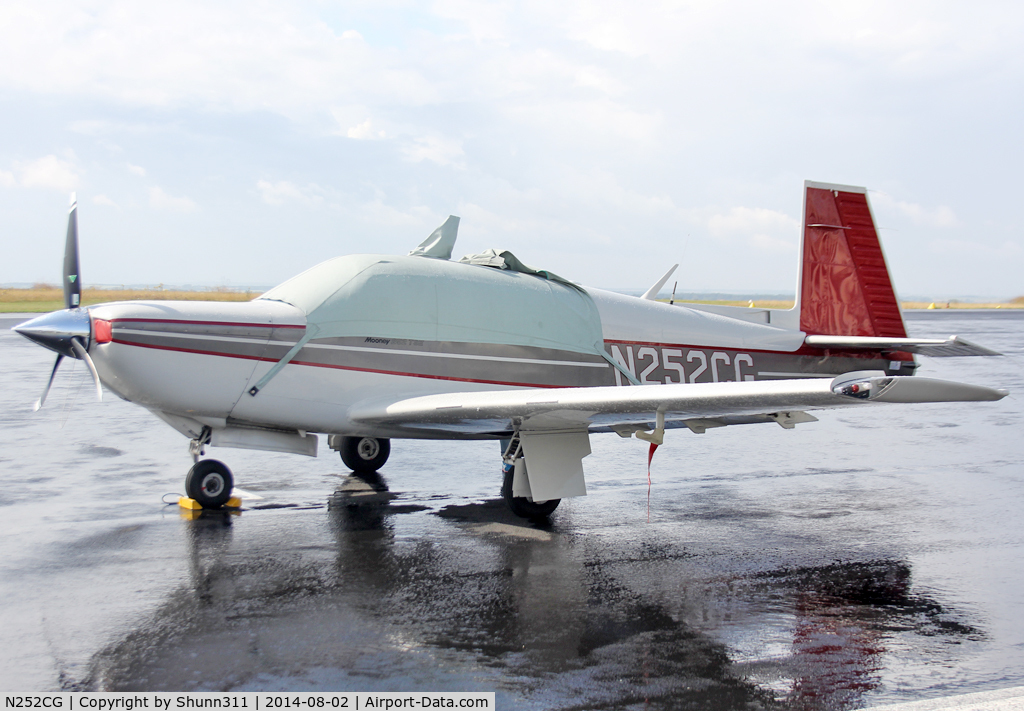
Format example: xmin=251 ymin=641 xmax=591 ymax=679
xmin=501 ymin=463 xmax=560 ymax=519
xmin=339 ymin=436 xmax=390 ymax=472
xmin=185 ymin=459 xmax=234 ymax=509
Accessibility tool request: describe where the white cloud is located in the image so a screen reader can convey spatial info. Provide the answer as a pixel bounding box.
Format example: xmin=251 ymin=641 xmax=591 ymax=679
xmin=69 ymin=119 xmax=162 ymax=136
xmin=872 ymin=192 xmax=960 ymax=228
xmin=92 ymin=194 xmax=118 ymax=207
xmin=929 ymin=238 xmax=1022 ymax=257
xmin=749 ymin=232 xmax=795 ymax=253
xmin=1 ymin=1 xmax=1021 ymax=295
xmin=454 ymin=201 xmax=528 ymax=238
xmin=331 ymin=106 xmax=388 ymax=140
xmin=346 ymin=119 xmax=386 ymax=140
xmin=15 ymin=154 xmax=79 ymax=191
xmin=358 ymin=198 xmax=434 ymax=228
xmin=0 ymin=2 xmax=435 ymax=118
xmin=127 ymin=163 xmax=146 ymax=177
xmin=256 ymin=180 xmax=324 ymax=206
xmin=0 ymin=1 xmax=1018 ymax=127
xmin=0 ymin=170 xmax=14 ymax=187
xmin=149 ymin=186 xmax=196 ymax=212
xmin=401 ymin=136 xmax=465 ymax=166
xmin=707 ymin=207 xmax=799 ymax=251
xmin=504 ymin=100 xmax=662 ymax=146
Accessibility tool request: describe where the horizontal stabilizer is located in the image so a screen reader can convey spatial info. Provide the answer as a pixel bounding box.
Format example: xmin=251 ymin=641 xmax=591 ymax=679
xmin=805 ymin=334 xmax=1001 ymax=357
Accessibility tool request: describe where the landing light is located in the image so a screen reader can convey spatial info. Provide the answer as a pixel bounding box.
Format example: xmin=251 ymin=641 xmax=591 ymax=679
xmin=834 ymin=381 xmax=874 ymax=399
xmin=93 ymin=318 xmax=112 ymax=344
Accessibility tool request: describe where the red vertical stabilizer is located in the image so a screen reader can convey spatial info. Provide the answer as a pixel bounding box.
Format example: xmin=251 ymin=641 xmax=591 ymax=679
xmin=799 ymin=181 xmax=907 ymax=338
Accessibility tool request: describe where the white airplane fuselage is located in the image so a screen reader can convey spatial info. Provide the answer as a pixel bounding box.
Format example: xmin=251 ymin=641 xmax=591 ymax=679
xmin=84 ymin=259 xmax=907 ymax=444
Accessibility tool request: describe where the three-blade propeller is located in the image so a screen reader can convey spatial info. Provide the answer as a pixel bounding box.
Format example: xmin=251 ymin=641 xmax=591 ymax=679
xmin=13 ymin=193 xmax=103 ymax=409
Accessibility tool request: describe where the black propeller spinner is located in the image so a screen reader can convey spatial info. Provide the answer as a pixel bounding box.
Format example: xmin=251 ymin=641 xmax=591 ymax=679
xmin=12 ymin=194 xmax=103 ymax=410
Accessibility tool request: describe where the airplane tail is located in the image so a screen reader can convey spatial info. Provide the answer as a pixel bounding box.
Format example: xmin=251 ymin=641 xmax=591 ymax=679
xmin=796 ymin=181 xmax=907 ymax=338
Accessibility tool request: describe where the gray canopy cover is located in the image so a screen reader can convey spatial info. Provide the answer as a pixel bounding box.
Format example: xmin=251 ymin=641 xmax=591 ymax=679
xmin=258 ymin=216 xmax=602 ymax=357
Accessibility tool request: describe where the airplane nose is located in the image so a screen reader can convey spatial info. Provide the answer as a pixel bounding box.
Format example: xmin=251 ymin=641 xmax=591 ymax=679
xmin=12 ymin=308 xmax=92 ymax=358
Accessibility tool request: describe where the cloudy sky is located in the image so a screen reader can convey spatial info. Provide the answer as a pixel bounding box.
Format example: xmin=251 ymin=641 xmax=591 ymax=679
xmin=1 ymin=1 xmax=1022 ymax=298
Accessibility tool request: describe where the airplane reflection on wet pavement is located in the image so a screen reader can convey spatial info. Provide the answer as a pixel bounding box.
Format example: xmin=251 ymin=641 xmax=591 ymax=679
xmin=84 ymin=477 xmax=986 ymax=709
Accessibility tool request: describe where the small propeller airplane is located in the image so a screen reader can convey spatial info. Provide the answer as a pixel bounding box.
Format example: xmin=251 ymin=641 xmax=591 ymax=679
xmin=14 ymin=181 xmax=1007 ymax=518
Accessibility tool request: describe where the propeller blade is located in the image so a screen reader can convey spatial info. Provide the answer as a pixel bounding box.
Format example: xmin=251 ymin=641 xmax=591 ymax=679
xmin=69 ymin=338 xmax=102 ymax=402
xmin=64 ymin=193 xmax=81 ymax=310
xmin=33 ymin=354 xmax=65 ymax=411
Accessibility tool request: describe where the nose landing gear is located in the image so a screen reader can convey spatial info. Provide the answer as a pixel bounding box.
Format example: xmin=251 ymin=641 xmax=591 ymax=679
xmin=183 ymin=426 xmax=234 ymax=509
xmin=185 ymin=458 xmax=235 ymax=509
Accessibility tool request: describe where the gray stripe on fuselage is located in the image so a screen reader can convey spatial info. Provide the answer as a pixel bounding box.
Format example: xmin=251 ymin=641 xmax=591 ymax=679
xmin=116 ymin=328 xmax=271 ymax=347
xmin=309 ymin=344 xmax=606 ymax=367
xmin=109 ymin=320 xmax=296 ymax=363
xmin=288 ymin=336 xmax=613 ymax=387
xmin=112 ymin=320 xmax=289 ymax=339
xmin=109 ymin=324 xmax=614 ymax=387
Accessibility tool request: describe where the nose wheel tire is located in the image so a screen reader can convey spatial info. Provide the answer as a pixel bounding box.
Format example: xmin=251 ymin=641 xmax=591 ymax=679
xmin=185 ymin=459 xmax=234 ymax=509
xmin=339 ymin=436 xmax=391 ymax=472
xmin=501 ymin=464 xmax=560 ymax=519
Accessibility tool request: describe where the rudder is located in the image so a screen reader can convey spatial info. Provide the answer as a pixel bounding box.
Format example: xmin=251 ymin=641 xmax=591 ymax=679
xmin=798 ymin=180 xmax=907 ymax=338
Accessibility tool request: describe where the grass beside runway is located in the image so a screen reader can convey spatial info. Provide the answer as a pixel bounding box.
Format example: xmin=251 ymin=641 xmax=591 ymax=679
xmin=0 ymin=286 xmax=255 ymax=312
xmin=2 ymin=286 xmax=1023 ymax=313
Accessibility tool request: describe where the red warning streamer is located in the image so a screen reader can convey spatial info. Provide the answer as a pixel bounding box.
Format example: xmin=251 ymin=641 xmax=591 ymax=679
xmin=647 ymin=442 xmax=659 ymax=523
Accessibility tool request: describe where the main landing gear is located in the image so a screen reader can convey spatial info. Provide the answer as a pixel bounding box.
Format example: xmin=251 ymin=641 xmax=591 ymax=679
xmin=501 ymin=434 xmax=560 ymax=520
xmin=332 ymin=435 xmax=391 ymax=473
xmin=185 ymin=426 xmax=234 ymax=509
xmin=178 ymin=429 xmax=556 ymax=519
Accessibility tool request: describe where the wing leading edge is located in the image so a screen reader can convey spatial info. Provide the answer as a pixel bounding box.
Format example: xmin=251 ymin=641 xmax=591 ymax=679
xmin=350 ymin=372 xmax=1007 ymax=438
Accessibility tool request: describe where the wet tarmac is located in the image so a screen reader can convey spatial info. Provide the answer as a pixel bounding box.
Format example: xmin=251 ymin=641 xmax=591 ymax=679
xmin=1 ymin=310 xmax=1023 ymax=709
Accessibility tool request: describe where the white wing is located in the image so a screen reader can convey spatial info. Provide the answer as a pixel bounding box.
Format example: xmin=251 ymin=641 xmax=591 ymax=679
xmin=350 ymin=372 xmax=1006 ymax=438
